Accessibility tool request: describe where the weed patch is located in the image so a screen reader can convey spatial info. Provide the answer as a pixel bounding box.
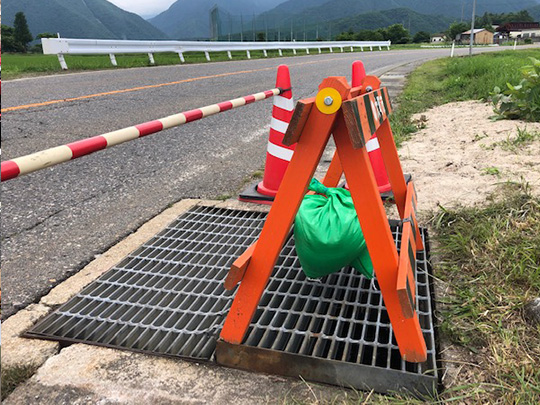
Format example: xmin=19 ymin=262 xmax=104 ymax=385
xmin=391 ymin=50 xmax=539 ymax=145
xmin=497 ymin=127 xmax=540 ymax=152
xmin=1 ymin=364 xmax=38 ymax=400
xmin=431 ymin=185 xmax=540 ymax=402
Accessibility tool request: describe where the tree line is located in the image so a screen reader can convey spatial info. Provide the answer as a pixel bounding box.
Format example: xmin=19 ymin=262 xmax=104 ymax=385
xmin=336 ymin=24 xmax=429 ymax=44
xmin=336 ymin=9 xmax=536 ymax=44
xmin=2 ymin=12 xmax=56 ymax=53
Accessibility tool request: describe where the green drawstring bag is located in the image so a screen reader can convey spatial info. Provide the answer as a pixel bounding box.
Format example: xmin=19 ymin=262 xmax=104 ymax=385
xmin=294 ymin=178 xmax=374 ymax=279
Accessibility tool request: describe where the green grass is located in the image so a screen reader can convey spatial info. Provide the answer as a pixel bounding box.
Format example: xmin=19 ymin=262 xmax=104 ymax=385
xmin=1 ymin=46 xmax=376 ymax=80
xmin=497 ymin=127 xmax=540 ymax=152
xmin=391 ymin=50 xmax=540 ymax=146
xmin=431 ymin=184 xmax=540 ymax=403
xmin=481 ymin=166 xmax=501 ymax=177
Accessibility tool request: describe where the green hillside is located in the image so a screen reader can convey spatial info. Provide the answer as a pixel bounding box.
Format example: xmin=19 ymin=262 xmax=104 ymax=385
xmin=324 ymin=8 xmax=453 ymax=36
xmin=262 ymin=0 xmax=540 ymax=22
xmin=2 ymin=0 xmax=168 ymax=40
xmin=528 ymin=5 xmax=540 ymax=20
xmin=150 ymin=0 xmax=286 ymax=39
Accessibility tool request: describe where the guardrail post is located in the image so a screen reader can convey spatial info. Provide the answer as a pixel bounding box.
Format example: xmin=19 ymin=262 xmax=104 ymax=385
xmin=340 ymin=47 xmax=344 ymax=52
xmin=293 ymin=49 xmax=297 ymax=55
xmin=109 ymin=53 xmax=117 ymax=66
xmin=318 ymin=48 xmax=321 ymax=53
xmin=246 ymin=50 xmax=251 ymax=59
xmin=227 ymin=51 xmax=232 ymax=60
xmin=350 ymin=46 xmax=354 ymax=52
xmin=513 ymin=39 xmax=517 ymax=50
xmin=450 ymin=41 xmax=455 ymax=57
xmin=329 ymin=47 xmax=333 ymax=53
xmin=148 ymin=53 xmax=155 ymax=64
xmin=263 ymin=50 xmax=268 ymax=57
xmin=378 ymin=46 xmax=382 ymax=50
xmin=370 ymin=46 xmax=373 ymax=51
xmin=361 ymin=46 xmax=364 ymax=52
xmin=178 ymin=52 xmax=185 ymax=63
xmin=306 ymin=48 xmax=309 ymax=54
xmin=279 ymin=49 xmax=283 ymax=56
xmin=387 ymin=45 xmax=390 ymax=50
xmin=205 ymin=51 xmax=211 ymax=61
xmin=57 ymin=54 xmax=68 ymax=70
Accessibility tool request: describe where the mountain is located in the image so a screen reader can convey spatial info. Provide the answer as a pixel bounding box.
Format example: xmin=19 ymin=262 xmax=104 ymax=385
xmin=529 ymin=5 xmax=540 ymax=20
xmin=150 ymin=0 xmax=287 ymax=40
xmin=328 ymin=8 xmax=453 ymax=36
xmin=262 ymin=0 xmax=540 ymax=24
xmin=236 ymin=7 xmax=452 ymax=41
xmin=2 ymin=0 xmax=168 ymax=40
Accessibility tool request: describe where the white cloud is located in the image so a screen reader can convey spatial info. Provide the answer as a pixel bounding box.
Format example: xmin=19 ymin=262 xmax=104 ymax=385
xmin=107 ymin=0 xmax=177 ymax=16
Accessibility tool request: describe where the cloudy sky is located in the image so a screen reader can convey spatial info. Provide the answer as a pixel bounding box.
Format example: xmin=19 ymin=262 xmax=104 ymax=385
xmin=108 ymin=0 xmax=177 ymax=17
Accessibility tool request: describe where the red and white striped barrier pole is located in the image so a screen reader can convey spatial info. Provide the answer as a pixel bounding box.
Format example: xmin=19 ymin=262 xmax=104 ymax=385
xmin=1 ymin=88 xmax=282 ymax=182
xmin=352 ymin=60 xmax=392 ymax=193
xmin=239 ymin=65 xmax=294 ymax=204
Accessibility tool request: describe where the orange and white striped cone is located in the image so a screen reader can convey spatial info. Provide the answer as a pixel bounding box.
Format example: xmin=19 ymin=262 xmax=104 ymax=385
xmin=239 ymin=65 xmax=294 ymax=204
xmin=352 ymin=60 xmax=392 ymax=193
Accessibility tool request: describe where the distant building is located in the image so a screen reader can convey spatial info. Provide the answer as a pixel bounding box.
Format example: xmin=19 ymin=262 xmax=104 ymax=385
xmin=459 ymin=28 xmax=494 ymax=45
xmin=496 ymin=22 xmax=540 ymax=41
xmin=430 ymin=33 xmax=446 ymax=43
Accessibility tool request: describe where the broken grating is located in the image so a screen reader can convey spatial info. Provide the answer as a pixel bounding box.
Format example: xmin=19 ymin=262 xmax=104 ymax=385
xmin=27 ymin=205 xmax=439 ymax=396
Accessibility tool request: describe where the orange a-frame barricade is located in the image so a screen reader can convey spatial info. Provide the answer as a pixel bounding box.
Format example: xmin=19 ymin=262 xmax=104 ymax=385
xmin=221 ymin=75 xmax=427 ymax=362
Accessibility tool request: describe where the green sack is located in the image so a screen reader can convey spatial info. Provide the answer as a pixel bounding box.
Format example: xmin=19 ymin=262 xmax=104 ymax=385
xmin=294 ymin=178 xmax=374 ymax=279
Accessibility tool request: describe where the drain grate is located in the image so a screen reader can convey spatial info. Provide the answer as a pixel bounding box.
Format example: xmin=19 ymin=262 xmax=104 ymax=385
xmin=27 ymin=206 xmax=266 ymax=360
xmin=216 ymin=224 xmax=438 ymax=396
xmin=27 ymin=206 xmax=439 ymax=396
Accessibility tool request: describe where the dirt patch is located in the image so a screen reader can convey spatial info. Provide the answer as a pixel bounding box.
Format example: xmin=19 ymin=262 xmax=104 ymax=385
xmin=400 ymin=101 xmax=540 ymax=213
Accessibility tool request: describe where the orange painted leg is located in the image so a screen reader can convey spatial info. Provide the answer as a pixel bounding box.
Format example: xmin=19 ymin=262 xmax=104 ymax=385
xmin=220 ymin=105 xmax=339 ymax=344
xmin=376 ymin=119 xmax=408 ymax=219
xmin=333 ymin=116 xmax=427 ymax=362
xmin=322 ymin=151 xmax=343 ymax=187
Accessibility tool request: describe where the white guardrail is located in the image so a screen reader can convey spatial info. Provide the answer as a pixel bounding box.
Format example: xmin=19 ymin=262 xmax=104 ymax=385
xmin=41 ymin=38 xmax=391 ymax=70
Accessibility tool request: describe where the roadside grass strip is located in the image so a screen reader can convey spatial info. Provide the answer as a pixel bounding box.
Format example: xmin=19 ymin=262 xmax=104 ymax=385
xmin=390 ymin=50 xmax=540 ymax=147
xmin=432 ymin=184 xmax=540 ymax=403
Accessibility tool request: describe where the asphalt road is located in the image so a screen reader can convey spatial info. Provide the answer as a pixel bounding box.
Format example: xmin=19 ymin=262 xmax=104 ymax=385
xmin=1 ymin=46 xmax=536 ymax=318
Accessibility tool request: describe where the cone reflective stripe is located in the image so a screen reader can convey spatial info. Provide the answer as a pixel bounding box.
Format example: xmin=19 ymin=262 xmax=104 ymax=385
xmin=352 ymin=60 xmax=392 ymax=193
xmin=1 ymin=89 xmax=278 ymax=182
xmin=257 ymin=65 xmax=295 ymax=197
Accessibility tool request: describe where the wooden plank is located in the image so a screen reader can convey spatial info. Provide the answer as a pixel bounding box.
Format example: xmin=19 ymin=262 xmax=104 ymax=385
xmin=220 ymin=77 xmax=351 ymax=345
xmin=396 ymin=221 xmax=416 ymax=319
xmin=334 ymin=113 xmax=427 ymax=363
xmin=224 ymin=242 xmax=257 ymax=291
xmin=282 ymin=98 xmax=315 ymax=146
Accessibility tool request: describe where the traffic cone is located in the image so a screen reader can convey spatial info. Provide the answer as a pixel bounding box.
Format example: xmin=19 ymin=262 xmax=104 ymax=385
xmin=352 ymin=61 xmax=392 ymax=194
xmin=239 ymin=65 xmax=294 ymax=204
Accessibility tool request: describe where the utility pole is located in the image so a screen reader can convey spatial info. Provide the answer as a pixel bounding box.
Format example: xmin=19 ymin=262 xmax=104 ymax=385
xmin=290 ymin=19 xmax=293 ymax=41
xmin=469 ymin=0 xmax=476 ymax=56
xmin=240 ymin=14 xmax=244 ymax=42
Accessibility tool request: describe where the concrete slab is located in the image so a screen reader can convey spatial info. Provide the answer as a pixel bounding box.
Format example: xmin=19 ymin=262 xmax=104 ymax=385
xmin=4 ymin=345 xmax=353 ymax=405
xmin=1 ymin=304 xmax=58 ymax=370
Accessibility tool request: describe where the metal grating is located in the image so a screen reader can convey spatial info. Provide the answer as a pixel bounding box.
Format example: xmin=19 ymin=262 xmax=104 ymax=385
xmin=216 ymin=223 xmax=438 ymax=396
xmin=27 ymin=206 xmax=266 ymax=359
xmin=27 ymin=206 xmax=439 ymax=396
